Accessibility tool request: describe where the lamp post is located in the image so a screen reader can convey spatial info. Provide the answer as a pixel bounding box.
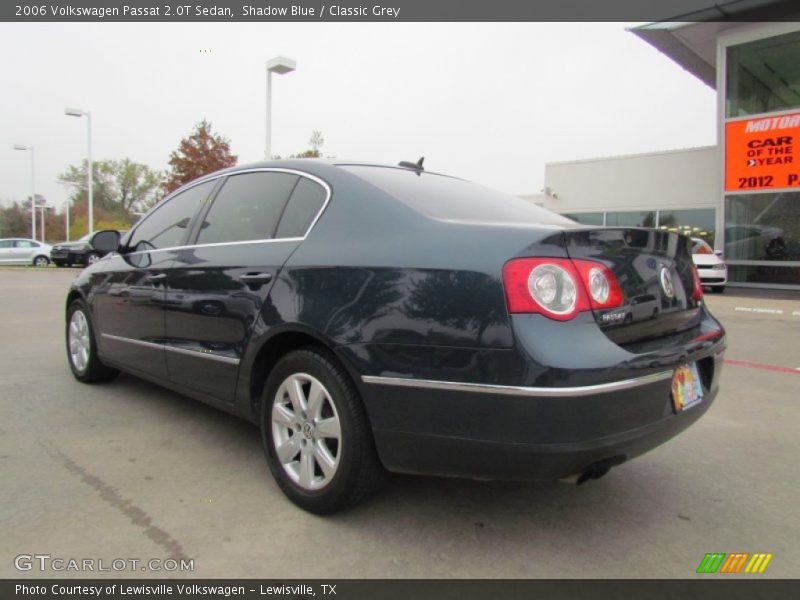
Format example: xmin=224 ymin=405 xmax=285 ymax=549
xmin=265 ymin=56 xmax=296 ymax=160
xmin=13 ymin=144 xmax=36 ymax=241
xmin=65 ymin=108 xmax=93 ymax=234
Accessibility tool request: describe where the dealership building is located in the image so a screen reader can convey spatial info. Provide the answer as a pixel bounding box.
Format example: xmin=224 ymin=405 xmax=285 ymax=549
xmin=526 ymin=6 xmax=800 ymax=289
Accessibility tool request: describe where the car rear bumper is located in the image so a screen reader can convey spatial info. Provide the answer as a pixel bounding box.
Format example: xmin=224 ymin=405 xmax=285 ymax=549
xmin=350 ymin=309 xmax=725 ymax=480
xmin=360 ymin=356 xmax=722 ymax=480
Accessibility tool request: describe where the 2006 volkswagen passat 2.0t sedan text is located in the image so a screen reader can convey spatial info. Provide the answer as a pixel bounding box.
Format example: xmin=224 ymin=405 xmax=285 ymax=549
xmin=65 ymin=160 xmax=726 ymax=513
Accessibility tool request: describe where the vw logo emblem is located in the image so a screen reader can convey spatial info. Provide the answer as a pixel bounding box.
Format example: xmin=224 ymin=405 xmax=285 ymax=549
xmin=302 ymin=422 xmax=314 ymax=439
xmin=660 ymin=267 xmax=675 ymax=299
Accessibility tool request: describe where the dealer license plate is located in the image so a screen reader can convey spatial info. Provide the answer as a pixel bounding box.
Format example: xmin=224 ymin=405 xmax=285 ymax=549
xmin=671 ymin=363 xmax=704 ymax=412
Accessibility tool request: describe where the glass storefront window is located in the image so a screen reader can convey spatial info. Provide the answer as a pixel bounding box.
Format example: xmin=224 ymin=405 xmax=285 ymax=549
xmin=727 ymin=264 xmax=800 ymax=286
xmin=605 ymin=211 xmax=656 ymax=227
xmin=725 ymin=192 xmax=800 ymax=261
xmin=562 ymin=212 xmax=604 ymax=225
xmin=658 ymin=208 xmax=716 ymax=245
xmin=726 ymin=30 xmax=800 ymax=117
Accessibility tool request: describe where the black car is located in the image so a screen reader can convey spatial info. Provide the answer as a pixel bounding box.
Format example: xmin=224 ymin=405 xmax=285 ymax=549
xmin=65 ymin=160 xmax=726 ymax=513
xmin=51 ymin=232 xmax=121 ymax=267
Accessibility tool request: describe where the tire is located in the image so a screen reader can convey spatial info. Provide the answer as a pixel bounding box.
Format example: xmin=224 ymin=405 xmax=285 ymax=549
xmin=66 ymin=300 xmax=119 ymax=383
xmin=711 ymin=286 xmax=725 ymax=294
xmin=33 ymin=255 xmax=50 ymax=267
xmin=55 ymin=263 xmax=66 ymax=268
xmin=85 ymin=252 xmax=100 ymax=266
xmin=260 ymin=348 xmax=383 ymax=514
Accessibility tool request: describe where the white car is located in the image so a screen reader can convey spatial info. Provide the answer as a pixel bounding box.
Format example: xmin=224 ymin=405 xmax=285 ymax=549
xmin=0 ymin=238 xmax=52 ymax=267
xmin=691 ymin=238 xmax=726 ymax=294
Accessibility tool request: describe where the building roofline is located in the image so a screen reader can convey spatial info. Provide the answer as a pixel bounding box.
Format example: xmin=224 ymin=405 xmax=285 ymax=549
xmin=546 ymin=145 xmax=717 ymax=168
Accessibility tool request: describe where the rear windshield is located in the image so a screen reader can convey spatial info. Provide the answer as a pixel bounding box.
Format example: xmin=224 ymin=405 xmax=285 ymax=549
xmin=341 ymin=165 xmax=574 ymax=227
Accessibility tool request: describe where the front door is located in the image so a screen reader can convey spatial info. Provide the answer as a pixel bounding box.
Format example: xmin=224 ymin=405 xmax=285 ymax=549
xmin=92 ymin=179 xmax=217 ymax=380
xmin=163 ymin=170 xmax=328 ymax=403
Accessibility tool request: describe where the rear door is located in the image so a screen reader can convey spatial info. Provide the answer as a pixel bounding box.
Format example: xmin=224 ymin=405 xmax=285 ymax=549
xmin=162 ymin=170 xmax=329 ymax=403
xmin=12 ymin=240 xmax=37 ymax=263
xmin=92 ymin=179 xmax=217 ymax=379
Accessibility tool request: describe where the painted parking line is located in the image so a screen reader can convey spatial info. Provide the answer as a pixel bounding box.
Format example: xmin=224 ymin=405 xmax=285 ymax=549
xmin=724 ymin=358 xmax=800 ymax=375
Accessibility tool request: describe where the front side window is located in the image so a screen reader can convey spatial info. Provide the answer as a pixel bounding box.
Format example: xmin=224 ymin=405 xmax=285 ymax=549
xmin=0 ymin=240 xmax=13 ymax=248
xmin=128 ymin=180 xmax=215 ymax=251
xmin=197 ymin=172 xmax=299 ymax=245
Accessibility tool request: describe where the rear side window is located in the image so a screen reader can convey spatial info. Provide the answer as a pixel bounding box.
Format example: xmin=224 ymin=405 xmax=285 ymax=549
xmin=15 ymin=240 xmax=37 ymax=248
xmin=197 ymin=172 xmax=299 ymax=245
xmin=275 ymin=177 xmax=327 ymax=238
xmin=129 ymin=180 xmax=215 ymax=251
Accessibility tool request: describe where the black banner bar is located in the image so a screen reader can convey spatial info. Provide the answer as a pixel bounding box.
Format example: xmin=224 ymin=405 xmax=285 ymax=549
xmin=4 ymin=0 xmax=800 ymax=23
xmin=3 ymin=580 xmax=800 ymax=600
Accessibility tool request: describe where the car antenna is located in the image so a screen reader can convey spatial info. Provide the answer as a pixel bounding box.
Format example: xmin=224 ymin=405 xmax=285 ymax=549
xmin=398 ymin=156 xmax=425 ymax=171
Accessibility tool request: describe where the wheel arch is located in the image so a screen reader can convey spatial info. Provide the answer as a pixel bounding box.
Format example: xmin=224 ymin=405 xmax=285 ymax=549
xmin=245 ymin=326 xmax=364 ymax=421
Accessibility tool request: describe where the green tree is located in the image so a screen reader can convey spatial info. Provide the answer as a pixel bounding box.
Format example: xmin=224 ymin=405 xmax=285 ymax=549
xmin=59 ymin=158 xmax=163 ymax=228
xmin=162 ymin=119 xmax=237 ymax=194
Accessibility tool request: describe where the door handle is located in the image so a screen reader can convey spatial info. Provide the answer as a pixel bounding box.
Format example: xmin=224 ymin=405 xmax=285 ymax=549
xmin=239 ymin=272 xmax=273 ymax=284
xmin=146 ymin=273 xmax=167 ymax=283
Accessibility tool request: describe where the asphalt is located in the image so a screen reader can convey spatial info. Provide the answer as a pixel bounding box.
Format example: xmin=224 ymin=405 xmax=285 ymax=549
xmin=1 ymin=267 xmax=798 ymax=579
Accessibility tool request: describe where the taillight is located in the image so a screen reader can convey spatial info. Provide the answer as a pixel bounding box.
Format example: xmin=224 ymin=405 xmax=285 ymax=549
xmin=691 ymin=264 xmax=704 ymax=301
xmin=502 ymin=258 xmax=622 ymax=320
xmin=571 ymin=261 xmax=623 ymax=310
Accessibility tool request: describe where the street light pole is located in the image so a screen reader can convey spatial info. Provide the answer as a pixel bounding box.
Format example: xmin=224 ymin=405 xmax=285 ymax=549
xmin=65 ymin=108 xmax=93 ymax=234
xmin=13 ymin=144 xmax=36 ymax=241
xmin=265 ymin=57 xmax=296 ymax=160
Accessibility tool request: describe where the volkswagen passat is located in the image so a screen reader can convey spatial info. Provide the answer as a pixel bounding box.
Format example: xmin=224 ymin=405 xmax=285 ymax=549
xmin=65 ymin=160 xmax=726 ymax=513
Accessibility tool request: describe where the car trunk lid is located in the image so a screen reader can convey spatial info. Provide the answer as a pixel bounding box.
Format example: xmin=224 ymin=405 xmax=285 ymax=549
xmin=564 ymin=227 xmax=702 ymax=345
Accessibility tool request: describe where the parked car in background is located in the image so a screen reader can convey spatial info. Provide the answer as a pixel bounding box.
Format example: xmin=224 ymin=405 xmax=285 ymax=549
xmin=51 ymin=233 xmax=125 ymax=267
xmin=691 ymin=238 xmax=727 ymax=293
xmin=64 ymin=160 xmax=725 ymax=513
xmin=0 ymin=238 xmax=51 ymax=266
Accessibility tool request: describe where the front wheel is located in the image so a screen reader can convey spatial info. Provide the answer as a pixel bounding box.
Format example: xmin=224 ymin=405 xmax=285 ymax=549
xmin=66 ymin=300 xmax=119 ymax=383
xmin=260 ymin=348 xmax=383 ymax=514
xmin=33 ymin=255 xmax=49 ymax=267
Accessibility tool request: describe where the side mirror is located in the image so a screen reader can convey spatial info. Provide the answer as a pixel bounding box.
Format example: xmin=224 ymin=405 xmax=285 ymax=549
xmin=90 ymin=230 xmax=121 ymax=254
xmin=715 ymin=250 xmax=723 ymax=257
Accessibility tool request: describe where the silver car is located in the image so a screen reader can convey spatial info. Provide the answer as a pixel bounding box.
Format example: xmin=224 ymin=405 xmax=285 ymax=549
xmin=0 ymin=238 xmax=52 ymax=267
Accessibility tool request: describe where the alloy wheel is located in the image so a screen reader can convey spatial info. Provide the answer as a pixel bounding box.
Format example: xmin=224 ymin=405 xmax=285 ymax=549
xmin=68 ymin=310 xmax=91 ymax=373
xmin=271 ymin=373 xmax=342 ymax=491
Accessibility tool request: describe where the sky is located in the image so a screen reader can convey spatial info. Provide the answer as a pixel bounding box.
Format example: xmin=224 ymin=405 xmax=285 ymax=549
xmin=0 ymin=22 xmax=717 ymax=212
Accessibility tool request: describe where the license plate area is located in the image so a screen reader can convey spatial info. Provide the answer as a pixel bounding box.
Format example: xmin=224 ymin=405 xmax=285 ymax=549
xmin=672 ymin=363 xmax=704 ymax=412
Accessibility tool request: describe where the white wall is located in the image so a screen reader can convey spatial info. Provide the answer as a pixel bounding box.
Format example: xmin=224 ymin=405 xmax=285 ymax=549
xmin=535 ymin=146 xmax=718 ymax=213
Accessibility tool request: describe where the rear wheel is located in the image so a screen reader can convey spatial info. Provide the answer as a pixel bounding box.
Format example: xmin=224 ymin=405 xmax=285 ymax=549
xmin=260 ymin=348 xmax=383 ymax=513
xmin=33 ymin=255 xmax=49 ymax=267
xmin=66 ymin=300 xmax=119 ymax=383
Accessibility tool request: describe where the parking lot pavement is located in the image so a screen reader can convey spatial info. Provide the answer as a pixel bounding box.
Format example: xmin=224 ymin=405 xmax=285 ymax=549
xmin=1 ymin=267 xmax=798 ymax=579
